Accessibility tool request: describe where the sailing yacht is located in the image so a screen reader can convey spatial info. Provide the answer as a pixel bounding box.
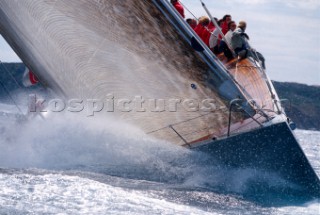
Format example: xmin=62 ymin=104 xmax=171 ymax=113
xmin=0 ymin=0 xmax=318 ymax=196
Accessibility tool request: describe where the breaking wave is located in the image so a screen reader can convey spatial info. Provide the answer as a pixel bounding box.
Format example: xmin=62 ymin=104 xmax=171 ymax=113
xmin=0 ymin=113 xmax=294 ymax=197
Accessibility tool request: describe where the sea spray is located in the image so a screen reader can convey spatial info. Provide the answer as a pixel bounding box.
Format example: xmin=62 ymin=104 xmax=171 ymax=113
xmin=0 ymin=113 xmax=294 ymax=197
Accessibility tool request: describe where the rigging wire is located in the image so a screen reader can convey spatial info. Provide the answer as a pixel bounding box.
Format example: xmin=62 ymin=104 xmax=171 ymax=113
xmin=252 ymin=50 xmax=282 ymax=113
xmin=198 ymin=0 xmax=234 ymax=54
xmin=178 ymin=0 xmax=198 ymax=21
xmin=179 ymin=0 xmax=217 ymax=36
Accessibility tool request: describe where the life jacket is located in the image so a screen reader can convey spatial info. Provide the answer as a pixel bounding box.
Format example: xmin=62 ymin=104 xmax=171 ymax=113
xmin=172 ymin=2 xmax=185 ymax=18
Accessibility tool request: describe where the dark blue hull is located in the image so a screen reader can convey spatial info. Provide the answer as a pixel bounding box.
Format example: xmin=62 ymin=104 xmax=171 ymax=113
xmin=191 ymin=122 xmax=320 ymax=197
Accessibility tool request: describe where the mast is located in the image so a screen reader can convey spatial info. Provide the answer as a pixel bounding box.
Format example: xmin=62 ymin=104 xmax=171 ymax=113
xmin=199 ymin=0 xmax=235 ymax=56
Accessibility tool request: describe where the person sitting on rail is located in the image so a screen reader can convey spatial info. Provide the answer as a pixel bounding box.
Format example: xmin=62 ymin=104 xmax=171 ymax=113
xmin=171 ymin=0 xmax=185 ymax=18
xmin=220 ymin=14 xmax=232 ymax=35
xmin=194 ymin=16 xmax=212 ymax=47
xmin=230 ymin=21 xmax=266 ymax=69
xmin=186 ymin=18 xmax=197 ymax=29
xmin=203 ymin=19 xmax=216 ymax=47
xmin=219 ymin=21 xmax=237 ymax=59
xmin=209 ymin=19 xmax=223 ymax=54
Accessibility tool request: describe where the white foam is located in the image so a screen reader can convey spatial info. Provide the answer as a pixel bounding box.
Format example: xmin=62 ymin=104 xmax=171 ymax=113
xmin=0 ymin=173 xmax=215 ymax=214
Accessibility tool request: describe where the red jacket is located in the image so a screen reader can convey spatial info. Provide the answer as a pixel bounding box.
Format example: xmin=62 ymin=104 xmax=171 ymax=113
xmin=189 ymin=21 xmax=197 ymax=29
xmin=203 ymin=22 xmax=215 ymax=46
xmin=195 ymin=22 xmax=215 ymax=47
xmin=194 ymin=23 xmax=204 ymax=38
xmin=221 ymin=21 xmax=229 ymax=35
xmin=194 ymin=23 xmax=201 ymax=34
xmin=172 ymin=2 xmax=185 ymax=18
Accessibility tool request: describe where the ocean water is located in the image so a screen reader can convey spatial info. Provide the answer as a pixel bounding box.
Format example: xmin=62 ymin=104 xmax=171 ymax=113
xmin=0 ymin=114 xmax=319 ymax=214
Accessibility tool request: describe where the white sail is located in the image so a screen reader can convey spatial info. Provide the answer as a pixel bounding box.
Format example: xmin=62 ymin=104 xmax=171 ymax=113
xmin=0 ymin=0 xmax=249 ymax=144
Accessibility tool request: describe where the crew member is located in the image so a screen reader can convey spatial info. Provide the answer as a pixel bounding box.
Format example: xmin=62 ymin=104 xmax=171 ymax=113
xmin=231 ymin=21 xmax=266 ymax=68
xmin=220 ymin=14 xmax=232 ymax=35
xmin=209 ymin=19 xmax=222 ymax=53
xmin=231 ymin=21 xmax=250 ymax=58
xmin=219 ymin=21 xmax=237 ymax=59
xmin=186 ymin=18 xmax=197 ymax=29
xmin=194 ymin=16 xmax=211 ymax=47
xmin=171 ymin=0 xmax=185 ymax=18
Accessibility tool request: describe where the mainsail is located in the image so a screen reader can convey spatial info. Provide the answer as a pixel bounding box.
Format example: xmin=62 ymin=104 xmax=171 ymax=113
xmin=0 ymin=0 xmax=271 ymax=144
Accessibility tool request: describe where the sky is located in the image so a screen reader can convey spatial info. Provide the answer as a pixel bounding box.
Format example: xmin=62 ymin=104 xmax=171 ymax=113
xmin=0 ymin=0 xmax=319 ymax=85
xmin=181 ymin=0 xmax=320 ymax=85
